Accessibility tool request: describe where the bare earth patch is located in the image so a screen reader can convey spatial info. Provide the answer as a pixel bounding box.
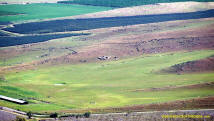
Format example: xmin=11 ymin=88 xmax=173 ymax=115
xmin=162 ymin=56 xmax=214 ymax=74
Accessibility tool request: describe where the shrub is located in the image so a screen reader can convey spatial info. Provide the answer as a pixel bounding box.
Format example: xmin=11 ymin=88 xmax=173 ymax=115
xmin=27 ymin=111 xmax=32 ymax=119
xmin=84 ymin=112 xmax=91 ymax=118
xmin=50 ymin=112 xmax=58 ymax=119
xmin=75 ymin=114 xmax=83 ymax=118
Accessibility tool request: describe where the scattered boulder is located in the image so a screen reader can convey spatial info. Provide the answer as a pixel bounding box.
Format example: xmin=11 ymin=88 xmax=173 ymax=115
xmin=97 ymin=56 xmax=111 ymax=60
xmin=114 ymin=56 xmax=119 ymax=60
xmin=40 ymin=54 xmax=49 ymax=58
xmin=71 ymin=50 xmax=77 ymax=54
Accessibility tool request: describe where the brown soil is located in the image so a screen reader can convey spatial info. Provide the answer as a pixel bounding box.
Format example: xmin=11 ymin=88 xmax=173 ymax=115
xmin=163 ymin=56 xmax=214 ymax=74
xmin=35 ymin=21 xmax=214 ymax=65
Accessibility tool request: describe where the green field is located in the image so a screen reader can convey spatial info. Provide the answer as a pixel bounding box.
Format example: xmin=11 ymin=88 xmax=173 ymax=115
xmin=0 ymin=3 xmax=112 ymax=22
xmin=0 ymin=0 xmax=59 ymax=3
xmin=1 ymin=50 xmax=214 ymax=113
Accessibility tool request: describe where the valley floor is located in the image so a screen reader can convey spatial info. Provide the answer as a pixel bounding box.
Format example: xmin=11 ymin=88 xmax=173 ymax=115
xmin=0 ymin=1 xmax=214 ymax=115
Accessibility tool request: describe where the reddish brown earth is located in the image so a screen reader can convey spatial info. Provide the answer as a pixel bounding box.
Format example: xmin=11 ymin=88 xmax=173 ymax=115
xmin=107 ymin=96 xmax=214 ymax=113
xmin=162 ymin=56 xmax=214 ymax=74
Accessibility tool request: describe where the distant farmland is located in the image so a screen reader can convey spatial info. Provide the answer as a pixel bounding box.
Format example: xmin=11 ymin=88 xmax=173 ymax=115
xmin=59 ymin=0 xmax=214 ymax=7
xmin=4 ymin=9 xmax=214 ymax=34
xmin=0 ymin=3 xmax=112 ymax=22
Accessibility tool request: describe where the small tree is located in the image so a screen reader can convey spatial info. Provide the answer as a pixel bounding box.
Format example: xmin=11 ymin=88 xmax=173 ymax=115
xmin=50 ymin=112 xmax=58 ymax=119
xmin=27 ymin=111 xmax=32 ymax=119
xmin=84 ymin=112 xmax=91 ymax=118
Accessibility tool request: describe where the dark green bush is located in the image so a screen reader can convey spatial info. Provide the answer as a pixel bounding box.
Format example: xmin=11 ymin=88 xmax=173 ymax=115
xmin=50 ymin=112 xmax=58 ymax=118
xmin=27 ymin=111 xmax=32 ymax=119
xmin=84 ymin=112 xmax=91 ymax=118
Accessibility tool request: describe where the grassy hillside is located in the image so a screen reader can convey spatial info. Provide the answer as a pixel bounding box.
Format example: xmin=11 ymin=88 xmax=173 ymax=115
xmin=1 ymin=50 xmax=214 ymax=113
xmin=0 ymin=3 xmax=112 ymax=22
xmin=58 ymin=0 xmax=214 ymax=7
